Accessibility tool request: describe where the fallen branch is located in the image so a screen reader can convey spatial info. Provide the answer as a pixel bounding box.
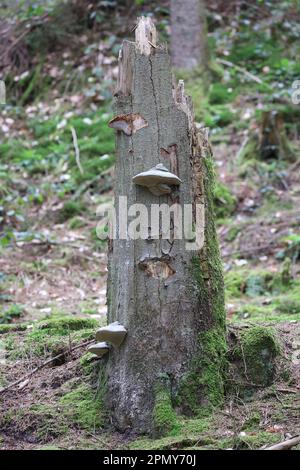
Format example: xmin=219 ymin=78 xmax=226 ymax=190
xmin=216 ymin=58 xmax=272 ymax=90
xmin=0 ymin=339 xmax=94 ymax=395
xmin=71 ymin=126 xmax=83 ymax=175
xmin=276 ymin=387 xmax=300 ymax=394
xmin=263 ymin=435 xmax=300 ymax=450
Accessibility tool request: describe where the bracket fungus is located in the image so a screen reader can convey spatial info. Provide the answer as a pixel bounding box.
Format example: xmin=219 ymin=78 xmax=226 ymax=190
xmin=88 ymin=341 xmax=110 ymax=358
xmin=108 ymin=113 xmax=148 ymax=136
xmin=95 ymin=321 xmax=127 ymax=348
xmin=132 ymin=163 xmax=181 ymax=196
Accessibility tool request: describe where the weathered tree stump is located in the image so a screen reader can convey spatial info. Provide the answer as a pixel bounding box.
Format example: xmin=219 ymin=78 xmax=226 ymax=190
xmin=106 ymin=17 xmax=226 ymax=434
xmin=238 ymin=110 xmax=296 ymax=165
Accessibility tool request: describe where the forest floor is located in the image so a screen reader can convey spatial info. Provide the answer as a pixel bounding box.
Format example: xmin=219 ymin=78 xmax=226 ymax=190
xmin=0 ymin=0 xmax=300 ymax=450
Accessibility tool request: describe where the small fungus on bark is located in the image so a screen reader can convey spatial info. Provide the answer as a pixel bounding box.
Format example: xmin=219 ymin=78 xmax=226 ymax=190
xmin=96 ymin=321 xmax=127 ymax=348
xmin=88 ymin=342 xmax=110 ymax=358
xmin=132 ymin=163 xmax=181 ymax=196
xmin=108 ymin=113 xmax=148 ymax=136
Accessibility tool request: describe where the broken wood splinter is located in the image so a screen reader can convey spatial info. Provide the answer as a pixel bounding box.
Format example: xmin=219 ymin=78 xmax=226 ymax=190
xmin=108 ymin=113 xmax=148 ymax=136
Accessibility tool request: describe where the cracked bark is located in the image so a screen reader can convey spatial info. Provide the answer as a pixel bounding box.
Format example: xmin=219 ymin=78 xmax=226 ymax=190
xmin=106 ymin=17 xmax=225 ymax=433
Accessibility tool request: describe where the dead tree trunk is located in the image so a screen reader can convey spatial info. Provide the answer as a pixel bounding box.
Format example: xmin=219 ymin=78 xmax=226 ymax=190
xmin=106 ymin=17 xmax=226 ymax=434
xmin=170 ymin=0 xmax=210 ymax=70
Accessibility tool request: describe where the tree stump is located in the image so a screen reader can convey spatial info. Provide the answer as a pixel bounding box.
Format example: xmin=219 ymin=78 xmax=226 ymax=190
xmin=106 ymin=17 xmax=226 ymax=434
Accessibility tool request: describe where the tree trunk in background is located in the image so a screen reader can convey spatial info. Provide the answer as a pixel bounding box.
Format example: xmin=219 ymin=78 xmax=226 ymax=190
xmin=170 ymin=0 xmax=210 ymax=70
xmin=106 ymin=17 xmax=226 ymax=434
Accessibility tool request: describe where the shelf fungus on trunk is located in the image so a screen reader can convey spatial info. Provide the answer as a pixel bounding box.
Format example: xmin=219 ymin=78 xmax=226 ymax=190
xmin=88 ymin=341 xmax=110 ymax=358
xmin=132 ymin=163 xmax=181 ymax=196
xmin=108 ymin=113 xmax=148 ymax=136
xmin=96 ymin=321 xmax=127 ymax=348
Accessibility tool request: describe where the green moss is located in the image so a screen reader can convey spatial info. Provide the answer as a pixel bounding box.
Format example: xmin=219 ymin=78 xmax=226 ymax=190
xmin=60 ymin=383 xmax=104 ymax=430
xmin=209 ymin=83 xmax=236 ymax=105
xmin=177 ymin=148 xmax=227 ymax=416
xmin=225 ymin=226 xmax=240 ymax=242
xmin=4 ymin=316 xmax=98 ymax=359
xmin=36 ymin=316 xmax=98 ymax=334
xmin=234 ymin=431 xmax=281 ymax=450
xmin=226 ymin=267 xmax=300 ymax=322
xmin=58 ymin=201 xmax=87 ymax=223
xmin=225 ymin=267 xmax=296 ymax=303
xmin=0 ymin=403 xmax=69 ymax=441
xmin=0 ymin=380 xmax=105 ymax=439
xmin=198 ymin=153 xmax=226 ymax=329
xmin=225 ymin=269 xmax=247 ymax=299
xmin=0 ymin=304 xmax=24 ymax=324
xmin=237 ymin=135 xmax=259 ymax=167
xmin=213 ymin=182 xmax=237 ymax=219
xmin=177 ymin=328 xmax=227 ymax=415
xmin=237 ymin=326 xmax=281 ymax=386
xmin=68 ymin=216 xmax=85 ymax=229
xmin=0 ymin=323 xmax=28 ymax=334
xmin=278 ymin=234 xmax=300 ymax=261
xmin=242 ymin=411 xmax=261 ymax=430
xmin=129 ymin=416 xmax=211 ymax=450
xmin=280 ymin=257 xmax=292 ymax=286
xmin=153 ymin=383 xmax=179 ymax=437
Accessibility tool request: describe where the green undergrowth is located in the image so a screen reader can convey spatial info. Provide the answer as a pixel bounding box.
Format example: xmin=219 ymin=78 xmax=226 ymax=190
xmin=129 ymin=414 xmax=281 ymax=450
xmin=0 ymin=108 xmax=114 ymax=187
xmin=0 ymin=312 xmax=106 ymax=442
xmin=4 ymin=315 xmax=98 ymax=359
xmin=0 ymin=367 xmax=105 ymax=441
xmin=225 ymin=265 xmax=300 ymax=322
xmin=213 ymin=181 xmax=237 ymax=220
xmin=0 ymin=304 xmax=24 ymax=324
xmin=129 ymin=416 xmax=211 ymax=450
xmin=0 ymin=323 xmax=28 ymax=334
xmin=230 ymin=326 xmax=281 ymax=387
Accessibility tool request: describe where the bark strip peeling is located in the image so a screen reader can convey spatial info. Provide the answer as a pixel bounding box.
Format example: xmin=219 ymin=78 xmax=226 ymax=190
xmin=108 ymin=113 xmax=148 ymax=136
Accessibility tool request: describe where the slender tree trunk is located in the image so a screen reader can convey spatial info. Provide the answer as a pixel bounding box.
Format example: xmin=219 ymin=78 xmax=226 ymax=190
xmin=170 ymin=0 xmax=210 ymax=70
xmin=106 ymin=17 xmax=226 ymax=434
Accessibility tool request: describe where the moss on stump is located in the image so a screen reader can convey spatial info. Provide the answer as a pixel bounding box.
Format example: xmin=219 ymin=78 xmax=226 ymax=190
xmin=237 ymin=326 xmax=281 ymax=386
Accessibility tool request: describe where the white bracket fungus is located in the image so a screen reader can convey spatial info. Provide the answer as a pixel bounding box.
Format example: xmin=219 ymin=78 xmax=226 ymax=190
xmin=95 ymin=321 xmax=127 ymax=348
xmin=88 ymin=341 xmax=110 ymax=358
xmin=132 ymin=163 xmax=181 ymax=196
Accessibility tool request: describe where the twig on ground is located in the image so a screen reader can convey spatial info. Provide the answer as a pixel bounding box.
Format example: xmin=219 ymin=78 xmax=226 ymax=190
xmin=0 ymin=339 xmax=94 ymax=395
xmin=216 ymin=58 xmax=272 ymax=90
xmin=276 ymin=387 xmax=300 ymax=394
xmin=263 ymin=435 xmax=300 ymax=450
xmin=71 ymin=126 xmax=83 ymax=175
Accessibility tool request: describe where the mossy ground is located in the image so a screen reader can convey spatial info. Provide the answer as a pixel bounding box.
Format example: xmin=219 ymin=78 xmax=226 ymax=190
xmin=0 ymin=313 xmax=108 ymax=447
xmin=225 ymin=267 xmax=300 ymax=323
